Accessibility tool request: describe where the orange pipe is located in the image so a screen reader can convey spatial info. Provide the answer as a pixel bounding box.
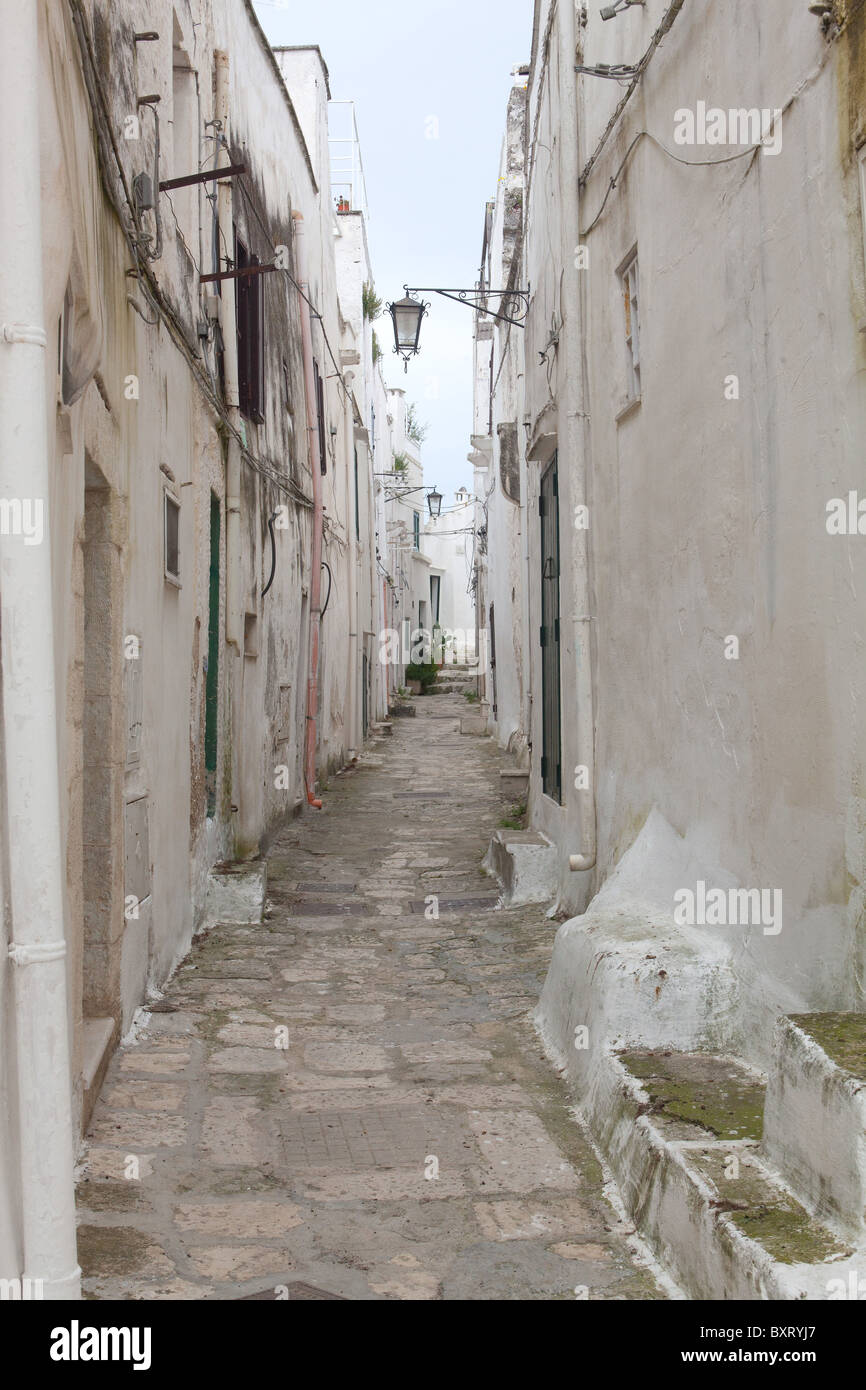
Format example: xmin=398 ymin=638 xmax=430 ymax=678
xmin=294 ymin=212 xmax=323 ymax=808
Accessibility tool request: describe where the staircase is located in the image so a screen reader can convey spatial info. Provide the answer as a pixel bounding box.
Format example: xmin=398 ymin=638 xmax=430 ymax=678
xmin=432 ymin=662 xmax=480 ymax=696
xmin=579 ymin=1020 xmax=866 ymax=1299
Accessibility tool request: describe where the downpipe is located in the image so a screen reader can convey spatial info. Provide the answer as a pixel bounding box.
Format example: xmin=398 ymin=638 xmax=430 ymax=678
xmin=560 ymin=0 xmax=597 ymax=875
xmin=293 ymin=213 xmax=324 ymax=808
xmin=215 ymin=52 xmax=242 ymax=653
xmin=0 ymin=0 xmax=81 ymax=1298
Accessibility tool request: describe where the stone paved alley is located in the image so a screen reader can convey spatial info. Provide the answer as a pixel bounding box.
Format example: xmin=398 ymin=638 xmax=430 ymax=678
xmin=76 ymin=691 xmax=662 ymax=1300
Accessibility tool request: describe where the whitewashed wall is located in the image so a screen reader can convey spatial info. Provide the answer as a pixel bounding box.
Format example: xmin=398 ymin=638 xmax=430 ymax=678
xmin=482 ymin=0 xmax=866 ymax=1065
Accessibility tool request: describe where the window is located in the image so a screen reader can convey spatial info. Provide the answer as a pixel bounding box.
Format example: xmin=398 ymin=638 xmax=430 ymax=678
xmin=164 ymin=489 xmax=181 ymax=585
xmin=413 ymin=511 xmax=421 ymax=550
xmin=619 ymin=250 xmax=640 ymax=402
xmin=313 ymin=361 xmax=327 ymax=474
xmin=236 ymin=233 xmax=264 ymax=422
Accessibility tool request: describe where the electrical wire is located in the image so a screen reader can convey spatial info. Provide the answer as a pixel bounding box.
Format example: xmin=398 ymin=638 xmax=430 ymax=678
xmin=320 ymin=561 xmax=333 ymax=618
xmin=162 ymin=186 xmax=204 ymax=277
xmin=580 ymin=129 xmax=762 ymax=238
xmin=261 ymin=511 xmax=278 ymax=596
xmin=68 ymin=0 xmax=313 ymax=511
xmin=578 ymin=0 xmax=688 ymax=188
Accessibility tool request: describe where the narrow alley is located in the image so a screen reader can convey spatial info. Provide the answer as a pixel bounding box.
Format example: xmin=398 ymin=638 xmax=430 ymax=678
xmin=7 ymin=0 xmax=866 ymax=1341
xmin=75 ymin=689 xmax=661 ymax=1302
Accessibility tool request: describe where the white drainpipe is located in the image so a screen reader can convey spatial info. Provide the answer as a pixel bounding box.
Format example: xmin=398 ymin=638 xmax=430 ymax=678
xmin=0 ymin=0 xmax=81 ymax=1298
xmin=215 ymin=51 xmax=242 ymax=653
xmin=344 ymin=380 xmax=359 ymax=757
xmin=293 ymin=213 xmax=325 ymax=809
xmin=559 ymin=0 xmax=597 ymax=875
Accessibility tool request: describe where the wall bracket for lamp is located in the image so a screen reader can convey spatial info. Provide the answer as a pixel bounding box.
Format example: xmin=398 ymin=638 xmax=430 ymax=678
xmin=404 ymin=286 xmax=530 ymax=329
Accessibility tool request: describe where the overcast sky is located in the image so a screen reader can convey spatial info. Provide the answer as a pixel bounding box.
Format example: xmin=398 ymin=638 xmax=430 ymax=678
xmin=253 ymin=0 xmax=532 ymax=505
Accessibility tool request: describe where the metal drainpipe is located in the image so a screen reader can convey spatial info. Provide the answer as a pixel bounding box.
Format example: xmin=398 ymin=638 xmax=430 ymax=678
xmin=344 ymin=377 xmax=358 ymax=755
xmin=560 ymin=0 xmax=597 ymax=874
xmin=215 ymin=52 xmax=242 ymax=653
xmin=293 ymin=213 xmax=324 ymax=808
xmin=0 ymin=0 xmax=81 ymax=1298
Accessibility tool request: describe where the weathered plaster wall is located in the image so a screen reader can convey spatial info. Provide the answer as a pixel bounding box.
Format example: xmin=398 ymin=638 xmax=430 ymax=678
xmin=479 ymin=0 xmax=866 ymax=1068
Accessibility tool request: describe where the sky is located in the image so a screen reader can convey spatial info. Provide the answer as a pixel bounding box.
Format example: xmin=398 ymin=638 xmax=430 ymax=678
xmin=252 ymin=0 xmax=532 ymax=505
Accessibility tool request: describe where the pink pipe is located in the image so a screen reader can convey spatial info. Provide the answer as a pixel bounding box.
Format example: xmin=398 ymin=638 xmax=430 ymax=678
xmin=293 ymin=213 xmax=324 ymax=808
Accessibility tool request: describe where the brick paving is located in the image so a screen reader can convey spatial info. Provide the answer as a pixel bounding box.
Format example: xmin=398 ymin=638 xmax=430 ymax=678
xmin=76 ymin=691 xmax=663 ymax=1300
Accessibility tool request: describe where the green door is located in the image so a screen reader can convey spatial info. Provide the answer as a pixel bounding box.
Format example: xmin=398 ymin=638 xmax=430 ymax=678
xmin=205 ymin=494 xmax=220 ymax=816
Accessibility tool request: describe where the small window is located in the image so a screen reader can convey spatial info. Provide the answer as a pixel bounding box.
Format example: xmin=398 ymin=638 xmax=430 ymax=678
xmin=236 ymin=233 xmax=264 ymax=422
xmin=164 ymin=490 xmax=181 ymax=585
xmin=413 ymin=511 xmax=421 ymax=550
xmin=619 ymin=250 xmax=640 ymax=403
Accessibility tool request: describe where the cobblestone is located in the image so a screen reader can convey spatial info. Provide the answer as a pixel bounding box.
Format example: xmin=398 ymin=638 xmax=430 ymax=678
xmin=76 ymin=691 xmax=663 ymax=1300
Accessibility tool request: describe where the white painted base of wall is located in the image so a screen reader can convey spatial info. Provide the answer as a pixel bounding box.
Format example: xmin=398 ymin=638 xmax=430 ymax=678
xmin=557 ymin=1043 xmax=866 ymax=1300
xmin=499 ymin=768 xmax=529 ymax=799
xmin=80 ymin=1018 xmax=114 ymax=1092
xmin=763 ymin=1016 xmax=866 ymax=1239
xmin=204 ymin=862 xmax=267 ymax=926
xmin=534 ymin=807 xmax=866 ymax=1297
xmin=484 ymin=828 xmax=557 ymax=905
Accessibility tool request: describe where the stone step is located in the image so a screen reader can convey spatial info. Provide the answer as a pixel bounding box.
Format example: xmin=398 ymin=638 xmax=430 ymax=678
xmin=596 ymin=1047 xmax=860 ymax=1298
xmin=460 ymin=711 xmax=488 ymax=735
xmin=500 ymin=768 xmax=529 ymax=798
xmin=763 ymin=1013 xmax=866 ymax=1238
xmin=81 ymin=1016 xmax=117 ymax=1131
xmin=205 ymin=860 xmax=267 ymax=926
xmin=484 ymin=828 xmax=556 ymax=905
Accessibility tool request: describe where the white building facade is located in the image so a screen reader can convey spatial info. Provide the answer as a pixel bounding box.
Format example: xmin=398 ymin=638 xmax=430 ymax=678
xmin=0 ymin=0 xmax=385 ymax=1297
xmin=474 ymin=0 xmax=866 ymax=1292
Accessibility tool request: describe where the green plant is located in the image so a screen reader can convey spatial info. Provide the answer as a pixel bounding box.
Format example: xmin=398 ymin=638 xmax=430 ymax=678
xmin=362 ymin=281 xmax=383 ymax=321
xmin=372 ymin=330 xmax=383 ymax=364
xmin=499 ymin=801 xmax=527 ymax=830
xmin=393 ymin=453 xmax=409 ymax=474
xmin=406 ymin=403 xmax=428 ymax=446
xmin=464 ymin=691 xmax=479 ymax=703
xmin=405 ymin=660 xmax=438 ymax=690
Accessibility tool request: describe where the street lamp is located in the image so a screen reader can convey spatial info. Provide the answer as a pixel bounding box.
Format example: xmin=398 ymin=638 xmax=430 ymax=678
xmin=388 ymin=283 xmax=531 ymax=371
xmin=426 ymin=487 xmax=443 ymax=520
xmin=387 ymin=292 xmax=428 ymax=371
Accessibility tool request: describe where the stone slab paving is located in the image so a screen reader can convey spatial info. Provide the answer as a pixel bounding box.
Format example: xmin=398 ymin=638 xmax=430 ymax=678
xmin=76 ymin=691 xmax=663 ymax=1301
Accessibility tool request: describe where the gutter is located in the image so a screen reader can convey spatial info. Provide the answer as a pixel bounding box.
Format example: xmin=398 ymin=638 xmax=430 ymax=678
xmin=0 ymin=0 xmax=81 ymax=1298
xmin=293 ymin=213 xmax=324 ymax=809
xmin=559 ymin=0 xmax=597 ymax=874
